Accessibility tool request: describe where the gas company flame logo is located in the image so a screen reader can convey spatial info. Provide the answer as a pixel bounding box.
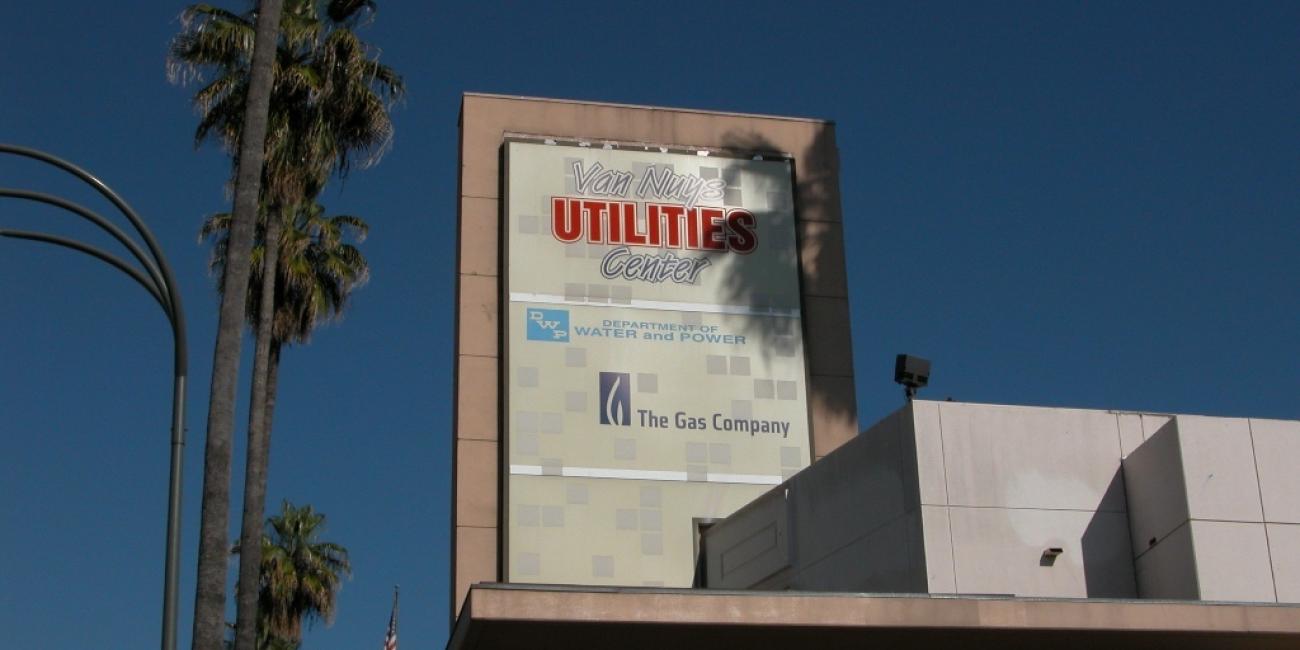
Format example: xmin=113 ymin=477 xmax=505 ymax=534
xmin=598 ymin=372 xmax=631 ymax=426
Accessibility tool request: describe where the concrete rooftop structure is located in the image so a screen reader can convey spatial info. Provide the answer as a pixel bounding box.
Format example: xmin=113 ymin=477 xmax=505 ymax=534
xmin=702 ymin=401 xmax=1300 ymax=603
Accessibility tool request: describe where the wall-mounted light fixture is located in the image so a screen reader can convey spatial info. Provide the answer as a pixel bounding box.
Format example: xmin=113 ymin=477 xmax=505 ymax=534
xmin=1040 ymin=547 xmax=1064 ymax=566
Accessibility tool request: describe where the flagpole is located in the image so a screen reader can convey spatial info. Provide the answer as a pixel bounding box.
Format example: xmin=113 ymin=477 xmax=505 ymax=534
xmin=383 ymin=585 xmax=399 ymax=650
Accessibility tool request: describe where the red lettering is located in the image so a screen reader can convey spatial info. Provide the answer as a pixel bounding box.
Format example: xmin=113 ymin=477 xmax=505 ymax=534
xmin=552 ymin=197 xmax=582 ymax=242
xmin=660 ymin=204 xmax=685 ymax=248
xmin=725 ymin=209 xmax=757 ymax=254
xmin=552 ymin=197 xmax=759 ymax=254
xmin=685 ymin=208 xmax=702 ymax=249
xmin=622 ymin=203 xmax=648 ymax=246
xmin=605 ymin=201 xmax=622 ymax=243
xmin=700 ymin=208 xmax=726 ymax=251
xmin=583 ymin=200 xmax=608 ymax=243
xmin=646 ymin=204 xmax=663 ymax=247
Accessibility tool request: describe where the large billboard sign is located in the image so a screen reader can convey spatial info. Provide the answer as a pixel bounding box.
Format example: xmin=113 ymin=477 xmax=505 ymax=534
xmin=504 ymin=140 xmax=811 ymax=586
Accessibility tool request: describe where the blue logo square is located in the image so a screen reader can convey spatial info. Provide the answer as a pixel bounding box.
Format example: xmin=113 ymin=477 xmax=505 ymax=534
xmin=599 ymin=372 xmax=631 ymax=426
xmin=526 ymin=308 xmax=569 ymax=342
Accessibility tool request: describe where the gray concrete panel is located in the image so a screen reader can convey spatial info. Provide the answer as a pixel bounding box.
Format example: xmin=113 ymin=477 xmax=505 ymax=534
xmin=1123 ymin=419 xmax=1190 ymax=556
xmin=922 ymin=505 xmax=956 ymax=593
xmin=789 ymin=407 xmax=920 ymax=564
xmin=939 ymin=403 xmax=1125 ymax=511
xmin=1134 ymin=522 xmax=1198 ymax=599
xmin=1267 ymin=523 xmax=1300 ymax=603
xmin=703 ymin=487 xmax=790 ymax=589
xmin=1251 ymin=418 xmax=1300 ymax=524
xmin=911 ymin=401 xmax=949 ymax=506
xmin=1139 ymin=414 xmax=1172 ymax=440
xmin=789 ymin=511 xmax=925 ymax=593
xmin=948 ymin=507 xmax=1136 ymax=598
xmin=1117 ymin=413 xmax=1145 ymax=457
xmin=1189 ymin=520 xmax=1276 ymax=603
xmin=1177 ymin=416 xmax=1264 ymax=524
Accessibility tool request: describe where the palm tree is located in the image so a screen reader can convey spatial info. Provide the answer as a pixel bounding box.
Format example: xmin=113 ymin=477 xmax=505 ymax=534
xmin=199 ymin=202 xmax=371 ymax=433
xmin=172 ymin=1 xmax=286 ymax=648
xmin=169 ymin=3 xmax=400 ymax=649
xmin=239 ymin=500 xmax=351 ymax=649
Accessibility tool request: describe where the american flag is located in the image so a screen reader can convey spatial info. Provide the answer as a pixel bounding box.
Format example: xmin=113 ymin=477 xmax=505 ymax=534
xmin=383 ymin=586 xmax=399 ymax=650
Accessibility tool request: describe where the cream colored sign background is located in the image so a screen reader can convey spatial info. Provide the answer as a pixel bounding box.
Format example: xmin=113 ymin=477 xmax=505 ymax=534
xmin=505 ymin=141 xmax=811 ymax=586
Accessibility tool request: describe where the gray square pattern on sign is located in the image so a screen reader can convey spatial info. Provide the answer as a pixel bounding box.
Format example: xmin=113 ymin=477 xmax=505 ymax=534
xmin=709 ymin=443 xmax=731 ymax=465
xmin=516 ymin=552 xmax=540 ymax=577
xmin=517 ymin=504 xmax=540 ymax=527
xmin=615 ymin=508 xmax=637 ymax=530
xmin=776 ymin=335 xmax=797 ymax=357
xmin=542 ymin=505 xmax=564 ymax=527
xmin=686 ymin=442 xmax=707 ymax=463
xmin=754 ymin=379 xmax=775 ymax=399
xmin=767 ymin=190 xmax=791 ymax=210
xmin=636 ymin=373 xmax=658 ymax=393
xmin=732 ymin=400 xmax=753 ymax=419
xmin=565 ymin=391 xmax=586 ymax=412
xmin=723 ymin=166 xmax=743 ymax=207
xmin=706 ymin=355 xmax=728 ymax=375
xmin=516 ymin=432 xmax=538 ymax=456
xmin=565 ymin=347 xmax=587 ymax=367
xmin=641 ymin=533 xmax=663 ymax=556
xmin=613 ymin=438 xmax=637 ymax=460
xmin=542 ymin=458 xmax=562 ymax=476
xmin=563 ymin=157 xmax=581 ymax=193
xmin=518 ymin=366 xmax=538 ymax=387
xmin=639 ymin=509 xmax=662 ymax=531
xmin=517 ymin=411 xmax=539 ymax=434
xmin=592 ymin=555 xmax=614 ymax=578
xmin=566 ymin=483 xmax=589 ymax=505
xmin=640 ymin=486 xmax=661 ymax=508
xmin=540 ymin=412 xmax=563 ymax=434
xmin=687 ymin=464 xmax=707 ymax=482
xmin=729 ymin=356 xmax=751 ymax=376
xmin=518 ymin=214 xmax=539 ymax=234
xmin=780 ymin=446 xmax=802 ymax=468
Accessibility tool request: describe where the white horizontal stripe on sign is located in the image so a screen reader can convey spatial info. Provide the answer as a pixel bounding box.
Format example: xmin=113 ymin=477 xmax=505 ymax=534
xmin=509 ymin=464 xmax=783 ymax=486
xmin=509 ymin=291 xmax=800 ymax=318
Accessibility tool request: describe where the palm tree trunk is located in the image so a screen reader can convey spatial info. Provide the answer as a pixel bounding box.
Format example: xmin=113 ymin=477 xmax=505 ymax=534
xmin=265 ymin=340 xmax=281 ymax=437
xmin=233 ymin=209 xmax=283 ymax=650
xmin=192 ymin=2 xmax=284 ymax=649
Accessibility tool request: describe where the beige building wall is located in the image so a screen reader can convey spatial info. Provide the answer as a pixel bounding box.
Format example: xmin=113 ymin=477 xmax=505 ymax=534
xmin=1124 ymin=415 xmax=1300 ymax=602
xmin=452 ymin=94 xmax=859 ymax=616
xmin=705 ymin=400 xmax=1300 ymax=604
xmin=917 ymin=401 xmax=1136 ymax=598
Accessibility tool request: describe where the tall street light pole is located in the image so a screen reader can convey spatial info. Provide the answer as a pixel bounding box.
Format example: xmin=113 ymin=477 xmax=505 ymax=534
xmin=0 ymin=143 xmax=188 ymax=650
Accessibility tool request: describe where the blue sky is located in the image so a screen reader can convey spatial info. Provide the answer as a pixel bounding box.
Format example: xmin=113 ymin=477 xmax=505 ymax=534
xmin=1 ymin=1 xmax=1297 ymax=648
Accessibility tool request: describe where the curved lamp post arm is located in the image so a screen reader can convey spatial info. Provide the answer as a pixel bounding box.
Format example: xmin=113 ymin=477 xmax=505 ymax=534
xmin=0 ymin=144 xmax=186 ymax=376
xmin=0 ymin=230 xmax=169 ymax=312
xmin=0 ymin=144 xmax=187 ymax=650
xmin=0 ymin=189 xmax=171 ymax=312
